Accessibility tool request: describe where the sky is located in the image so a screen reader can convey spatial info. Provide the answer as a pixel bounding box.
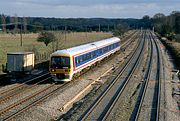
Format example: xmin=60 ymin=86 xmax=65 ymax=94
xmin=0 ymin=0 xmax=180 ymax=18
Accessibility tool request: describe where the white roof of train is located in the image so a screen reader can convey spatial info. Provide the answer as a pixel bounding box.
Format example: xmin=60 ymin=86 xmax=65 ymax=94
xmin=51 ymin=37 xmax=120 ymax=56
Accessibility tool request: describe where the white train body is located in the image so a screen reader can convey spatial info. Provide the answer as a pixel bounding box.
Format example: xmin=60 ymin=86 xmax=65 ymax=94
xmin=49 ymin=37 xmax=120 ymax=81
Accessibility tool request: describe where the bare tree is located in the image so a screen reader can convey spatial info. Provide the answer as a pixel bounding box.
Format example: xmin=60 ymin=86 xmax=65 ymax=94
xmin=153 ymin=13 xmax=165 ymax=19
xmin=37 ymin=31 xmax=57 ymax=48
xmin=113 ymin=24 xmax=129 ymax=36
xmin=55 ymin=31 xmax=64 ymax=50
xmin=1 ymin=15 xmax=6 ymax=32
xmin=14 ymin=14 xmax=18 ymax=33
xmin=23 ymin=16 xmax=27 ymax=33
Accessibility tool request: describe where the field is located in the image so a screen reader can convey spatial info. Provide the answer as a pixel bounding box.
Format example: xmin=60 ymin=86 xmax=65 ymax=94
xmin=0 ymin=32 xmax=112 ymax=73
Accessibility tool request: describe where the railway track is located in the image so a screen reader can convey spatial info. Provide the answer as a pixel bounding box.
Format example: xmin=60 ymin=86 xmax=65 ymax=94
xmin=0 ymin=73 xmax=51 ymax=105
xmin=0 ymin=73 xmax=50 ymax=97
xmin=130 ymin=31 xmax=161 ymax=121
xmin=79 ymin=31 xmax=146 ymax=120
xmin=0 ymin=73 xmax=55 ymax=120
xmin=121 ymin=31 xmax=139 ymax=49
xmin=0 ymin=80 xmax=71 ymax=120
xmin=151 ymin=32 xmax=161 ymax=121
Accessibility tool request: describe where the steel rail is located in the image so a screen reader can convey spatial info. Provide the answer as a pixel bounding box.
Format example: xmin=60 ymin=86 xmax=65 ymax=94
xmin=121 ymin=31 xmax=139 ymax=48
xmin=130 ymin=32 xmax=153 ymax=121
xmin=0 ymin=73 xmax=50 ymax=97
xmin=101 ymin=32 xmax=146 ymax=121
xmin=131 ymin=31 xmax=161 ymax=121
xmin=0 ymin=75 xmax=51 ymax=105
xmin=3 ymin=81 xmax=70 ymax=121
xmin=79 ymin=31 xmax=145 ymax=121
xmin=151 ymin=32 xmax=161 ymax=121
xmin=0 ymin=77 xmax=52 ymax=117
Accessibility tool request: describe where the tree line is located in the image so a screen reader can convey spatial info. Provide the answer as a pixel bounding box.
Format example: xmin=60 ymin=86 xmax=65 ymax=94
xmin=0 ymin=11 xmax=179 ymax=41
xmin=140 ymin=11 xmax=180 ymax=41
xmin=0 ymin=14 xmax=140 ymax=33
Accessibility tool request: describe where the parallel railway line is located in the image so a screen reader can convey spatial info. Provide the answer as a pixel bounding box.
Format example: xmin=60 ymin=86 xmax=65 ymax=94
xmin=0 ymin=80 xmax=70 ymax=120
xmin=0 ymin=73 xmax=50 ymax=97
xmin=130 ymin=32 xmax=153 ymax=120
xmin=79 ymin=31 xmax=145 ymax=120
xmin=151 ymin=32 xmax=161 ymax=121
xmin=130 ymin=31 xmax=161 ymax=121
xmin=0 ymin=73 xmax=51 ymax=110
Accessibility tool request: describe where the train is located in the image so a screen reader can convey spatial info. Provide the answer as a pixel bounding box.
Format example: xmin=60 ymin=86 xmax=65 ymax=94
xmin=49 ymin=37 xmax=121 ymax=81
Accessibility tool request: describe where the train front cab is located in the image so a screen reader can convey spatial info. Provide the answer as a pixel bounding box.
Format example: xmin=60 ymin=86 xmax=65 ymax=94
xmin=49 ymin=54 xmax=73 ymax=81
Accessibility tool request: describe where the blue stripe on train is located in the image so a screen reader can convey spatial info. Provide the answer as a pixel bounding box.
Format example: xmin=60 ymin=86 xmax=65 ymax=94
xmin=75 ymin=42 xmax=120 ymax=67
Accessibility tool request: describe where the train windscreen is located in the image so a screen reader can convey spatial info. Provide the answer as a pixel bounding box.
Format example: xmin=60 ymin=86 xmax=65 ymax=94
xmin=50 ymin=56 xmax=70 ymax=68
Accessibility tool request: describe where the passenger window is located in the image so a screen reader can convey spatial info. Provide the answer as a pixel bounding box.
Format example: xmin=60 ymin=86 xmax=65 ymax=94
xmin=91 ymin=52 xmax=94 ymax=58
xmin=80 ymin=56 xmax=83 ymax=62
xmin=78 ymin=58 xmax=80 ymax=64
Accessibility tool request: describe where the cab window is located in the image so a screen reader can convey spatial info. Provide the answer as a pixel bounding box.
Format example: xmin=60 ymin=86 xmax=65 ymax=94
xmin=51 ymin=56 xmax=70 ymax=68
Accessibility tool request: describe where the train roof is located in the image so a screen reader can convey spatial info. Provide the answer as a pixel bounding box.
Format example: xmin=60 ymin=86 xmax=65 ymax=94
xmin=51 ymin=37 xmax=120 ymax=56
xmin=7 ymin=52 xmax=33 ymax=55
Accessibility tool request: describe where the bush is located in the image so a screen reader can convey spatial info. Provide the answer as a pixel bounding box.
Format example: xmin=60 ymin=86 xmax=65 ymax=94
xmin=37 ymin=31 xmax=57 ymax=46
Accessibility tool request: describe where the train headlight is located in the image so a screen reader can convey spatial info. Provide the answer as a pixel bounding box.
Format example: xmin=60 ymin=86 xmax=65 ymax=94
xmin=51 ymin=69 xmax=56 ymax=72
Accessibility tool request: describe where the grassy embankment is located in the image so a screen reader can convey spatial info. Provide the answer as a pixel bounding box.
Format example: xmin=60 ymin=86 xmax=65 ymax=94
xmin=0 ymin=32 xmax=112 ymax=73
xmin=161 ymin=39 xmax=180 ymax=70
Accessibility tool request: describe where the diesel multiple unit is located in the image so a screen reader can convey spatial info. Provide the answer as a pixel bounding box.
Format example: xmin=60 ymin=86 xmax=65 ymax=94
xmin=49 ymin=37 xmax=121 ymax=81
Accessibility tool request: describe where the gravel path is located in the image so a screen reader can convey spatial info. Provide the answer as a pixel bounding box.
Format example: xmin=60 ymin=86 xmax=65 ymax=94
xmin=157 ymin=38 xmax=180 ymax=121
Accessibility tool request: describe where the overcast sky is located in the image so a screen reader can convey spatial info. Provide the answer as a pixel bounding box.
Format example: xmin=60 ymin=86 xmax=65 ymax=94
xmin=0 ymin=0 xmax=179 ymax=18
